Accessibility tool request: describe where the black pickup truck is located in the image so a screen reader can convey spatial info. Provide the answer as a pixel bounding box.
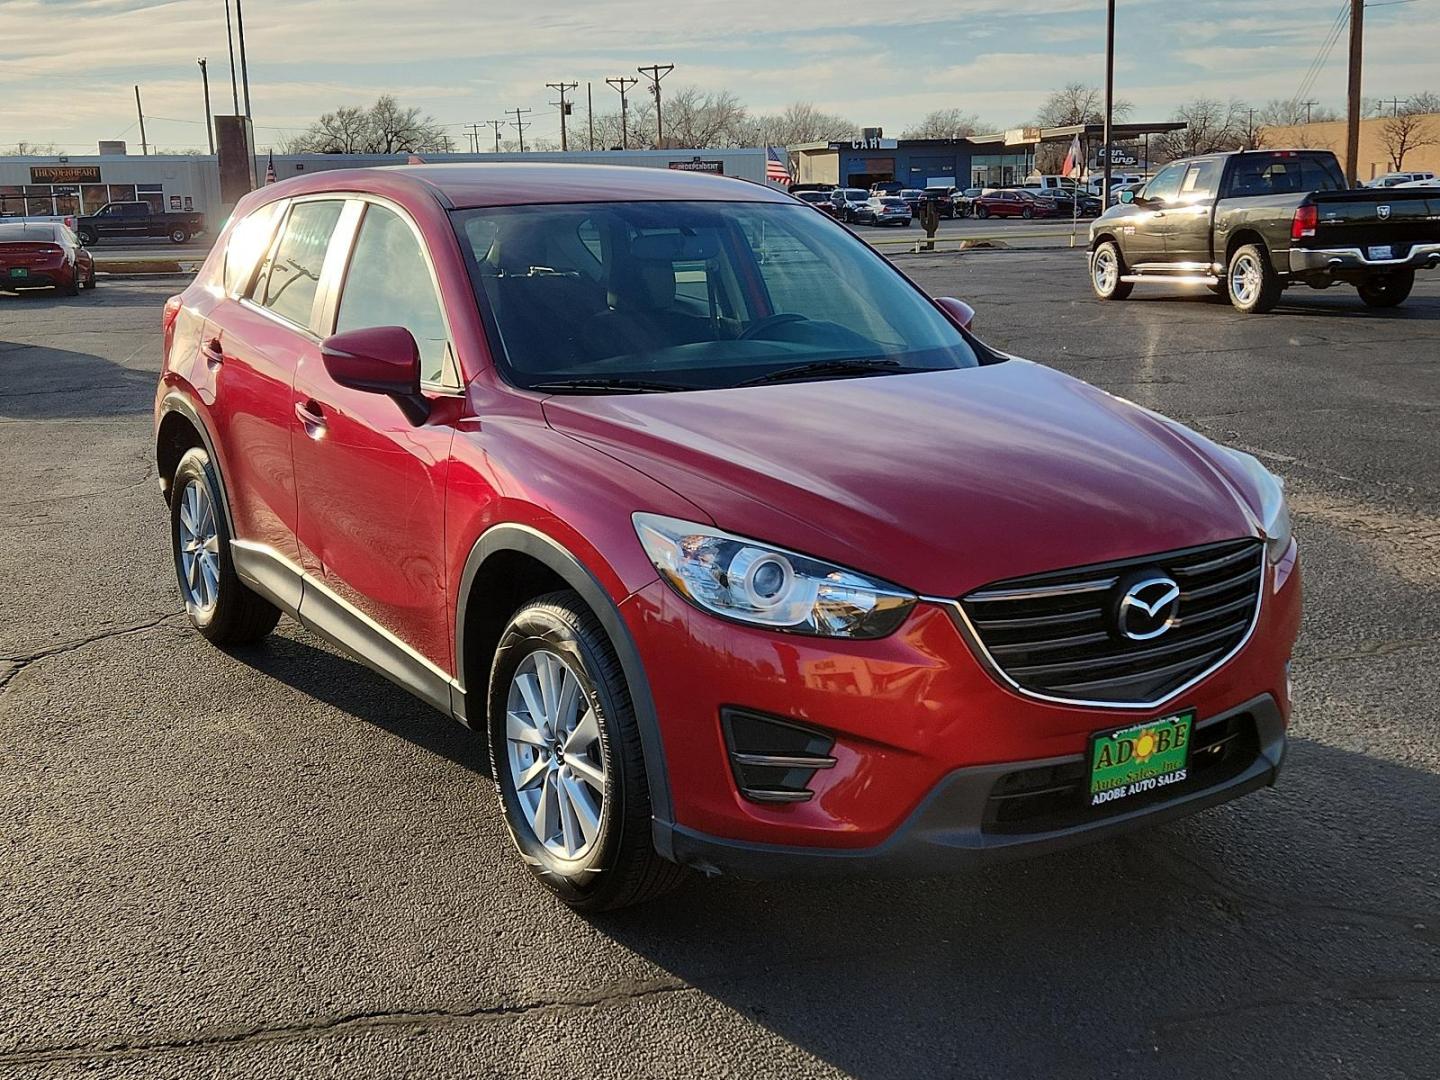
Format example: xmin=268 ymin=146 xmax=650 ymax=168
xmin=75 ymin=201 xmax=206 ymax=246
xmin=1088 ymin=149 xmax=1439 ymax=312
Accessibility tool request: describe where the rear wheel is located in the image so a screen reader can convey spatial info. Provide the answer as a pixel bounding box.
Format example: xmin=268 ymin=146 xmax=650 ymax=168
xmin=488 ymin=591 xmax=687 ymax=911
xmin=170 ymin=448 xmax=281 ymax=644
xmin=1021 ymin=207 xmax=1034 ymax=219
xmin=77 ymin=228 xmax=97 ymax=246
xmin=1357 ymin=270 xmax=1414 ymax=308
xmin=1227 ymin=243 xmax=1281 ymax=313
xmin=169 ymin=227 xmax=188 ymax=244
xmin=975 ymin=205 xmax=989 ymax=219
xmin=1091 ymin=241 xmax=1133 ymax=301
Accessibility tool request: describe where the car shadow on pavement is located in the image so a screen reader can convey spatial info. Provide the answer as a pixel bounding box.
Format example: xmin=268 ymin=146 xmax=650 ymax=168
xmin=587 ymin=736 xmax=1439 ymax=1078
xmin=0 ymin=339 xmax=159 ymax=421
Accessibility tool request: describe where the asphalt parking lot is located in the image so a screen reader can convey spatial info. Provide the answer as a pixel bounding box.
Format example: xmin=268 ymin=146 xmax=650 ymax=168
xmin=1 ymin=255 xmax=1437 ymax=1079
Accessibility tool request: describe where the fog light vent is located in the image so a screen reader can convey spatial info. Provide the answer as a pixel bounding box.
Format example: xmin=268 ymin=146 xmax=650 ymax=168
xmin=721 ymin=708 xmax=836 ymax=804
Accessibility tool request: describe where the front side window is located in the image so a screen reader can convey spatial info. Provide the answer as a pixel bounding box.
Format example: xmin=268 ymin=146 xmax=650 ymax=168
xmin=256 ymin=199 xmax=344 ymax=328
xmin=453 ymin=200 xmax=981 ymax=392
xmin=1144 ymin=163 xmax=1187 ymax=204
xmin=335 ymin=203 xmax=452 ymax=385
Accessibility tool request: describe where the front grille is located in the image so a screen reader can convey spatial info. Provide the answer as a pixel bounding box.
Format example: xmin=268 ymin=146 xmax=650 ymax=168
xmin=982 ymin=712 xmax=1261 ymax=834
xmin=960 ymin=538 xmax=1263 ymax=705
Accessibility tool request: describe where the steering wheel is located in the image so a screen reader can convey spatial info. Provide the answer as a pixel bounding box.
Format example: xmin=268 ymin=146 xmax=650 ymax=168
xmin=738 ymin=313 xmax=809 ymax=341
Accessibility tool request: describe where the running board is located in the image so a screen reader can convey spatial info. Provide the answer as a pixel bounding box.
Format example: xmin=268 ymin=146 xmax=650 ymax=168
xmin=1120 ymin=274 xmax=1220 ymax=286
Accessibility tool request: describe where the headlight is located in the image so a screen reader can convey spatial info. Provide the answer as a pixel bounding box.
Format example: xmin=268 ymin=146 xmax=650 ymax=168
xmin=633 ymin=513 xmax=916 ymax=638
xmin=1224 ymin=450 xmax=1293 ymax=563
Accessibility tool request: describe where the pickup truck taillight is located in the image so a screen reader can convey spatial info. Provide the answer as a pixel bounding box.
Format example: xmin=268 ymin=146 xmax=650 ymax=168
xmin=1292 ymin=204 xmax=1318 ymax=241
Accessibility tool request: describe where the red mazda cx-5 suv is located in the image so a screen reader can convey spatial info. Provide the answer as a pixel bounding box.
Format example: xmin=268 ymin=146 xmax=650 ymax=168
xmin=154 ymin=164 xmax=1300 ymax=910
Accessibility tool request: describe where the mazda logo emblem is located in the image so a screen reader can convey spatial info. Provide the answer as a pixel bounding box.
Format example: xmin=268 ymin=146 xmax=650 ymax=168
xmin=1116 ymin=575 xmax=1181 ymax=641
xmin=1378 ymin=205 xmax=1391 ymax=220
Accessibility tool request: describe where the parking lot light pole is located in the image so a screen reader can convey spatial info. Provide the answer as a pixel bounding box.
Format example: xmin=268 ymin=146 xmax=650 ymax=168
xmin=198 ymin=58 xmax=215 ymax=154
xmin=1102 ymin=0 xmax=1115 ymax=207
xmin=224 ymin=0 xmax=240 ymax=113
xmin=235 ymin=0 xmax=252 ymax=118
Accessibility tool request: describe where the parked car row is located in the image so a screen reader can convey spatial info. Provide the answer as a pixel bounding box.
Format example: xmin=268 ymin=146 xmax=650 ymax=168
xmin=792 ymin=183 xmax=1101 ymax=224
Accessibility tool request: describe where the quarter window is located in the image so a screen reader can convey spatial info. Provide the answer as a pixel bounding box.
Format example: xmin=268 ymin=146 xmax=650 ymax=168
xmin=223 ymin=201 xmax=282 ymax=297
xmin=257 ymin=200 xmax=344 ymax=328
xmin=335 ymin=204 xmax=452 ymax=385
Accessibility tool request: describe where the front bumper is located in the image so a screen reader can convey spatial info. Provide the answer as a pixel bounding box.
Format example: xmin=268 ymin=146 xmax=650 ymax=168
xmin=665 ymin=694 xmax=1285 ymax=878
xmin=1290 ymin=242 xmax=1440 ymax=274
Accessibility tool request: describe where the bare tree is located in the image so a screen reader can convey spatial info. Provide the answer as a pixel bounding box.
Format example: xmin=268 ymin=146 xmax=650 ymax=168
xmin=3 ymin=141 xmax=61 ymax=155
xmin=1153 ymin=98 xmax=1249 ymax=161
xmin=1035 ymin=83 xmax=1131 ymax=128
xmin=744 ymin=103 xmax=858 ymax=146
xmin=283 ymin=95 xmax=448 ymax=154
xmin=653 ymin=86 xmax=748 ymax=148
xmin=1256 ymin=99 xmax=1339 ymax=127
xmin=1378 ymin=104 xmax=1438 ymax=170
xmin=902 ymin=108 xmax=988 ymax=140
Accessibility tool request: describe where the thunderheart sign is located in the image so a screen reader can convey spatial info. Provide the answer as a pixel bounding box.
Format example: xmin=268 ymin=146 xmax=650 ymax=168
xmin=1088 ymin=712 xmax=1193 ymax=807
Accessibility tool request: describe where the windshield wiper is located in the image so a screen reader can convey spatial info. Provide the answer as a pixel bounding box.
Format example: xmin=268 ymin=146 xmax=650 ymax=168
xmin=738 ymin=358 xmax=921 ymax=387
xmin=528 ymin=377 xmax=695 ymax=394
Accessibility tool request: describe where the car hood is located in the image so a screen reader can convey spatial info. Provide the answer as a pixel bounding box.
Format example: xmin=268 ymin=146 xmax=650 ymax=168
xmin=542 ymin=360 xmax=1262 ymax=598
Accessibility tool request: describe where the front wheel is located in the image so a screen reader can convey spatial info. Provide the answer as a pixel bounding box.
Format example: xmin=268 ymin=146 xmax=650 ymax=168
xmin=1091 ymin=241 xmax=1133 ymax=301
xmin=1357 ymin=270 xmax=1414 ymax=308
xmin=170 ymin=447 xmax=281 ymax=643
xmin=169 ymin=227 xmax=189 ymax=244
xmin=488 ymin=591 xmax=688 ymax=911
xmin=974 ymin=205 xmax=989 ymax=219
xmin=1227 ymin=243 xmax=1281 ymax=313
xmin=77 ymin=229 xmax=97 ymax=246
xmin=1021 ymin=207 xmax=1034 ymax=219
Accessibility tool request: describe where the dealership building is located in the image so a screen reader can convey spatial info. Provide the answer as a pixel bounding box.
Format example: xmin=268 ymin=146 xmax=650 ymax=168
xmin=791 ymin=122 xmax=1185 ymax=190
xmin=0 ymin=146 xmax=782 ymax=224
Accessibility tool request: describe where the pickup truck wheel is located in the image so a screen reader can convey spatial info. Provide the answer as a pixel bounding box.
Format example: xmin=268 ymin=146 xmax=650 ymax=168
xmin=488 ymin=591 xmax=688 ymax=912
xmin=1227 ymin=244 xmax=1281 ymax=314
xmin=169 ymin=227 xmax=189 ymax=244
xmin=77 ymin=229 xmax=97 ymax=246
xmin=1091 ymin=241 xmax=1133 ymax=301
xmin=1357 ymin=270 xmax=1414 ymax=308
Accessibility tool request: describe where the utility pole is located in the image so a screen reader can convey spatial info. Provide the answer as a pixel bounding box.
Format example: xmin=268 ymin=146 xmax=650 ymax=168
xmin=224 ymin=0 xmax=240 ymax=112
xmin=1381 ymin=96 xmax=1406 ymax=117
xmin=1345 ymin=0 xmax=1363 ymax=185
xmin=606 ymin=76 xmax=637 ymax=149
xmin=485 ymin=119 xmax=504 ymax=152
xmin=637 ymin=63 xmax=674 ymax=148
xmin=135 ymin=85 xmax=149 ymax=155
xmin=198 ymin=59 xmax=215 ymax=154
xmin=235 ymin=0 xmax=252 ymax=118
xmin=587 ymin=82 xmax=594 ymax=151
xmin=466 ymin=123 xmax=483 ymax=154
xmin=546 ymin=81 xmax=578 ymax=151
xmin=509 ymin=107 xmax=532 ymax=153
xmin=1247 ymin=107 xmax=1256 ymax=149
xmin=1101 ymin=0 xmax=1115 ymax=206
xmin=1301 ymin=100 xmax=1319 ymax=125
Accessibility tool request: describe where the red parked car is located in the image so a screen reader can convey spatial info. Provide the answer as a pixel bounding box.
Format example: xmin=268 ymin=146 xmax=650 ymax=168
xmin=0 ymin=221 xmax=96 ymax=294
xmin=155 ymin=164 xmax=1300 ymax=910
xmin=972 ymin=189 xmax=1054 ymax=219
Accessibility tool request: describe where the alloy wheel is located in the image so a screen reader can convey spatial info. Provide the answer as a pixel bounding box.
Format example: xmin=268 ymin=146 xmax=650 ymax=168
xmin=1093 ymin=247 xmax=1119 ymax=294
xmin=505 ymin=649 xmax=607 ymax=862
xmin=1231 ymin=253 xmax=1260 ymax=305
xmin=177 ymin=478 xmax=220 ymax=612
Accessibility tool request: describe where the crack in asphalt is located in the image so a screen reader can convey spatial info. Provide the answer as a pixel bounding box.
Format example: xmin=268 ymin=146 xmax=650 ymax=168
xmin=0 ymin=613 xmax=184 ymax=691
xmin=0 ymin=979 xmax=694 ymax=1066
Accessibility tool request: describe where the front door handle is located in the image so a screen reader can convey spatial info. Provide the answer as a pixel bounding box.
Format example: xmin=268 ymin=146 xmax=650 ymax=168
xmin=295 ymin=399 xmax=327 ymax=437
xmin=201 ymin=337 xmax=224 ymax=367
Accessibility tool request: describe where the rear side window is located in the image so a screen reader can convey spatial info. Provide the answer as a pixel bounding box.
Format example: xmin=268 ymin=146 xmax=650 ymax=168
xmin=223 ymin=202 xmax=281 ymax=296
xmin=257 ymin=199 xmax=344 ymax=328
xmin=1225 ymin=153 xmax=1347 ymax=197
xmin=335 ymin=204 xmax=452 ymax=385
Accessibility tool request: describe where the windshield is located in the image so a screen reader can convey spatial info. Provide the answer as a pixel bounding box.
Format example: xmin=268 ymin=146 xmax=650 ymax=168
xmin=451 ymin=200 xmax=980 ymax=393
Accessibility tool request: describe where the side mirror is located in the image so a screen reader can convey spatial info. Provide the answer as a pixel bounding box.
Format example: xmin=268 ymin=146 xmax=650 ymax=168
xmin=320 ymin=326 xmax=429 ymax=422
xmin=1118 ymin=189 xmax=1136 ymax=204
xmin=935 ymin=296 xmax=976 ymax=333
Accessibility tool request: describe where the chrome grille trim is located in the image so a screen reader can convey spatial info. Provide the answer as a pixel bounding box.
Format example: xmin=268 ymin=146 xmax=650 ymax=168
xmin=926 ymin=537 xmax=1266 ymax=710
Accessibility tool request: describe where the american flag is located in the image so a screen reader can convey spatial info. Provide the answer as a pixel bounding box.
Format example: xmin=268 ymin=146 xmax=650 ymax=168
xmin=264 ymin=150 xmax=277 ymax=185
xmin=766 ymin=146 xmax=792 ymax=186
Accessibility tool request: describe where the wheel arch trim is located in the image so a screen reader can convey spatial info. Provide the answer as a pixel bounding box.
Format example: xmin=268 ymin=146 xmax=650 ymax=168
xmin=454 ymin=522 xmax=675 ymax=837
xmin=157 ymin=391 xmax=237 ymax=539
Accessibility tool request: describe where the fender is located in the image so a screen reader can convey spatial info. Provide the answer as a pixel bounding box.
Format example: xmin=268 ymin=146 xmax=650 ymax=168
xmin=454 ymin=522 xmax=675 ymax=839
xmin=157 ymin=390 xmax=237 ymax=539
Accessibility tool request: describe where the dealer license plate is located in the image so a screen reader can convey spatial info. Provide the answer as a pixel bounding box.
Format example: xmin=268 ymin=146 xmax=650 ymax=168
xmin=8 ymin=267 xmax=27 ymax=278
xmin=1088 ymin=711 xmax=1194 ymax=808
xmin=1368 ymin=245 xmax=1394 ymax=260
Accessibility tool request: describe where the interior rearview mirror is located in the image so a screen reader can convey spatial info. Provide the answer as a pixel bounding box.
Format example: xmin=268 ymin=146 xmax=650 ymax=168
xmin=935 ymin=296 xmax=976 ymax=333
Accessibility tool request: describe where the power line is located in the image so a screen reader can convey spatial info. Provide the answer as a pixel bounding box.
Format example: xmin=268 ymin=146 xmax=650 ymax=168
xmin=508 ymin=108 xmax=532 ymax=153
xmin=637 ymin=63 xmax=674 ymax=148
xmin=484 ymin=119 xmax=504 ymax=152
xmin=1290 ymin=0 xmax=1350 ymax=116
xmin=605 ymin=76 xmax=637 ymax=149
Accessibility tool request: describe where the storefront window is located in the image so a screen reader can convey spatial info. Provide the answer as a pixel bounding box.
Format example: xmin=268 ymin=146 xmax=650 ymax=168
xmin=107 ymin=184 xmax=137 ymax=204
xmin=138 ymin=184 xmax=165 ymax=212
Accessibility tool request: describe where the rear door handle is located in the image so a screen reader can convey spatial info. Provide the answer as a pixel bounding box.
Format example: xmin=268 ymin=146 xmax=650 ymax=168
xmin=295 ymin=399 xmax=327 ymax=437
xmin=201 ymin=337 xmax=224 ymax=367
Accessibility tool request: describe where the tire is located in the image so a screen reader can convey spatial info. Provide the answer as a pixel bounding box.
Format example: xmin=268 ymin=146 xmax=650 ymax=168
xmin=86 ymin=265 xmax=98 ymax=290
xmin=488 ymin=591 xmax=688 ymax=911
xmin=77 ymin=229 xmax=97 ymax=246
xmin=1022 ymin=207 xmax=1034 ymax=219
xmin=169 ymin=447 xmax=281 ymax=644
xmin=1226 ymin=243 xmax=1281 ymax=313
xmin=61 ymin=273 xmax=79 ymax=297
xmin=975 ymin=205 xmax=989 ymax=219
xmin=169 ymin=227 xmax=188 ymax=244
xmin=1357 ymin=270 xmax=1414 ymax=308
xmin=1090 ymin=240 xmax=1133 ymax=301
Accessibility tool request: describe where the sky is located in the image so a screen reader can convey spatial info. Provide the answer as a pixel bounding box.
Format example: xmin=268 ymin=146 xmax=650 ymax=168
xmin=2 ymin=0 xmax=1437 ymax=153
